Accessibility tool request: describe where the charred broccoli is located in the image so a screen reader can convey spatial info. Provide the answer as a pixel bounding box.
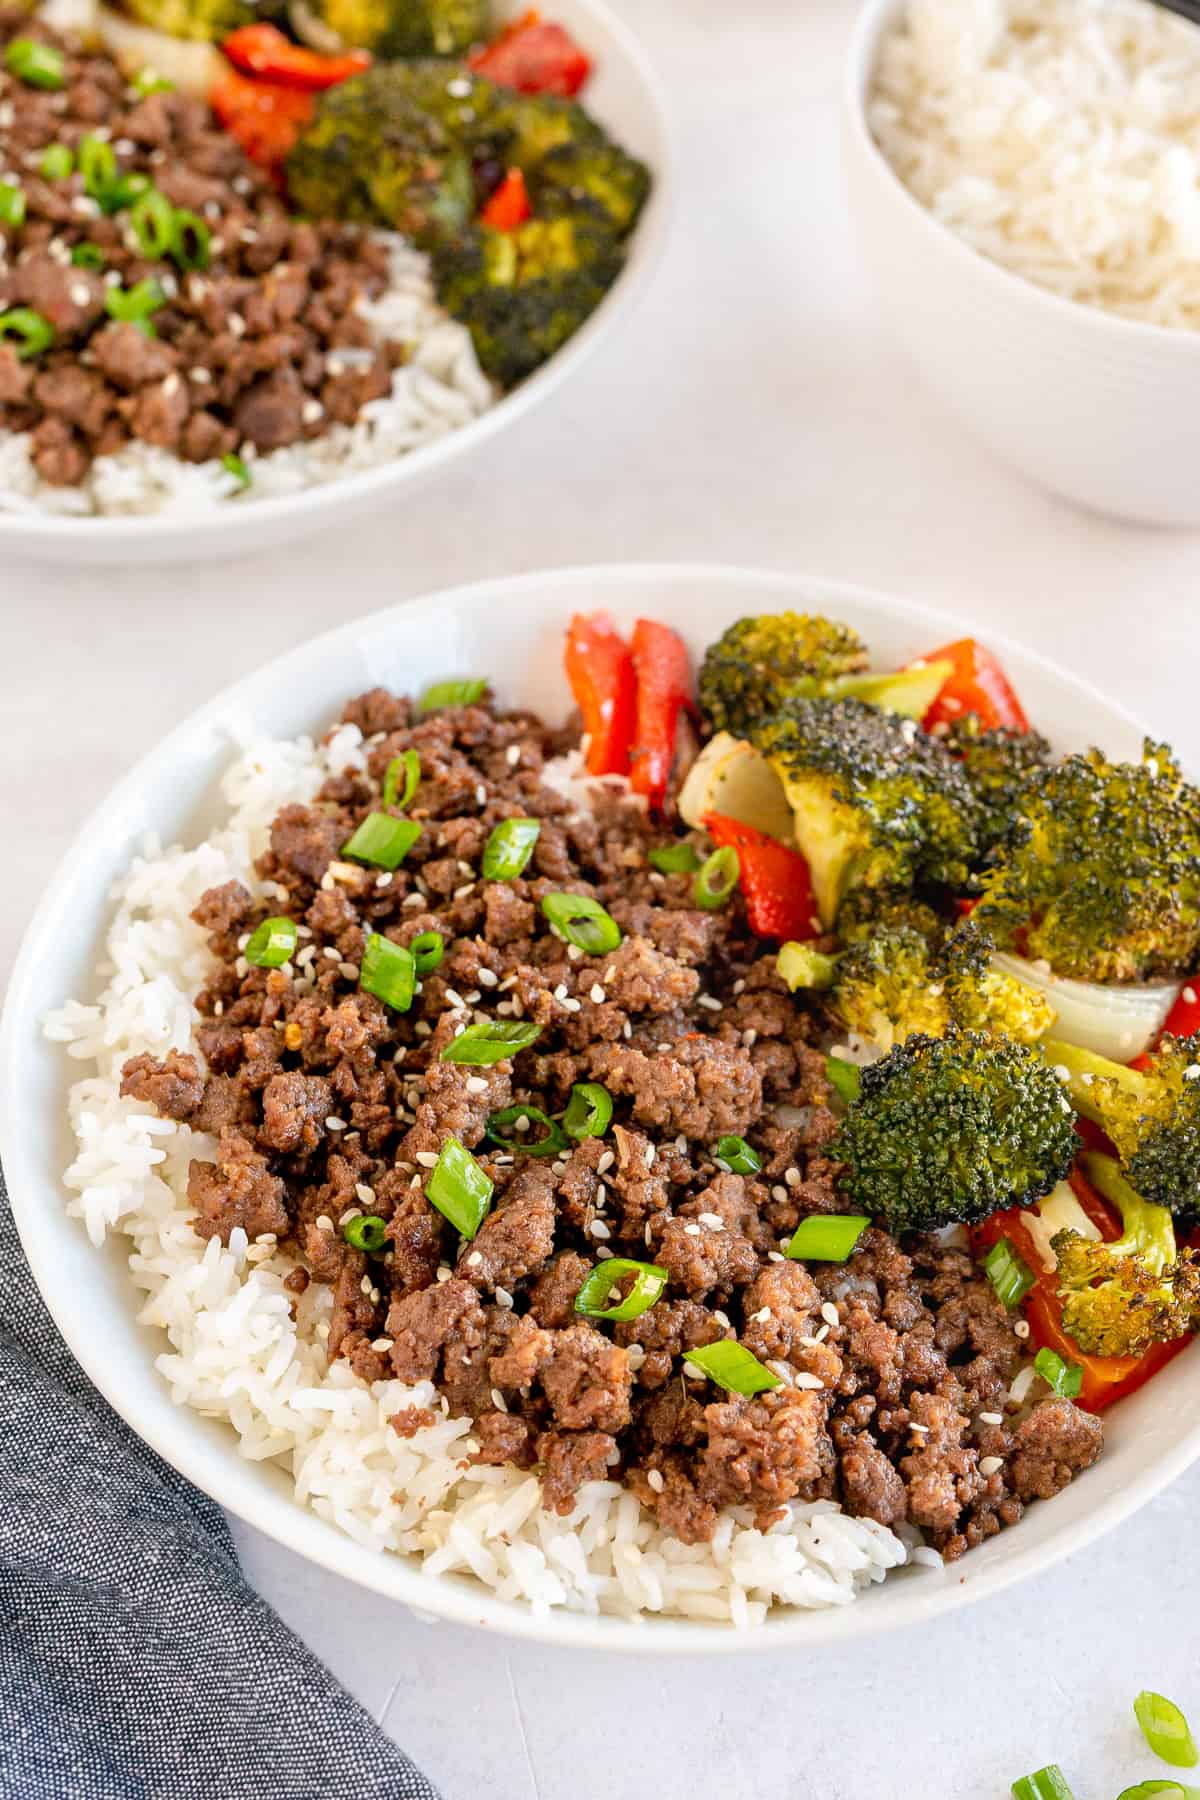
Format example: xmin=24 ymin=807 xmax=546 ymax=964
xmin=975 ymin=739 xmax=1200 ymax=982
xmin=300 ymin=0 xmax=489 ymax=57
xmin=755 ymin=697 xmax=981 ymax=927
xmin=833 ymin=1030 xmax=1077 ymax=1231
xmin=117 ymin=0 xmax=252 ymax=39
xmin=534 ymin=139 xmax=651 ymax=235
xmin=938 ymin=919 xmax=1057 ymax=1043
xmin=941 ymin=714 xmax=1054 ymax=862
xmin=1044 ymin=1033 xmax=1200 ymax=1220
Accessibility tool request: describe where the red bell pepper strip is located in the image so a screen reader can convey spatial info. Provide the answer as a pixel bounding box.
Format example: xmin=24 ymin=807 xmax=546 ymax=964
xmin=1129 ymin=979 xmax=1200 ymax=1071
xmin=210 ymin=68 xmax=315 ymax=176
xmin=221 ymin=24 xmax=370 ymax=89
xmin=919 ymin=637 xmax=1030 ymax=734
xmin=469 ymin=10 xmax=592 ymax=96
xmin=629 ymin=619 xmax=694 ymax=812
xmin=480 ymin=167 xmax=532 ymax=231
xmin=564 ymin=612 xmax=637 ymax=778
xmin=704 ymin=813 xmax=818 ymax=942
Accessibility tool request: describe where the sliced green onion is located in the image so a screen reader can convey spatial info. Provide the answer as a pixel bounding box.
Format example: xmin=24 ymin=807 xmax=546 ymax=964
xmin=104 ymin=278 xmax=166 ymax=335
xmin=342 ymin=812 xmax=421 ymax=869
xmin=826 ymin=1053 xmax=862 ymax=1106
xmin=682 ymin=1340 xmax=781 ymax=1396
xmin=99 ymin=170 xmax=151 ymax=213
xmin=1011 ymin=1768 xmax=1075 ymax=1800
xmin=360 ymin=934 xmax=416 ymax=1012
xmin=440 ymin=1021 xmax=543 ymax=1065
xmin=485 ymin=1104 xmax=568 ymax=1157
xmin=648 ymin=842 xmax=702 ymax=875
xmin=985 ymin=1236 xmax=1035 ymax=1310
xmin=382 ymin=749 xmax=420 ymax=810
xmin=693 ymin=846 xmax=739 ymax=911
xmin=71 ymin=241 xmax=105 ymax=270
xmin=0 ymin=308 xmax=53 ymax=358
xmin=0 ymin=182 xmax=25 ymax=228
xmin=410 ymin=930 xmax=444 ymax=975
xmin=129 ymin=187 xmax=175 ymax=258
xmin=38 ymin=143 xmax=73 ymax=180
xmin=574 ymin=1258 xmax=668 ymax=1322
xmin=563 ymin=1082 xmax=613 ymax=1140
xmin=133 ymin=65 xmax=174 ymax=94
xmin=714 ymin=1135 xmax=761 ymax=1175
xmin=1116 ymin=1784 xmax=1192 ymax=1799
xmin=418 ymin=677 xmax=487 ymax=712
xmin=786 ymin=1214 xmax=870 ymax=1263
xmin=1034 ymin=1347 xmax=1083 ymax=1400
xmin=541 ymin=891 xmax=622 ymax=956
xmin=244 ymin=915 xmax=297 ymax=969
xmin=221 ymin=452 xmax=251 ymax=488
xmin=342 ymin=1214 xmax=387 ymax=1253
xmin=1136 ymin=1694 xmax=1199 ymax=1769
xmin=482 ymin=817 xmax=540 ymax=881
xmin=5 ymin=37 xmax=65 ymax=88
xmin=426 ymin=1136 xmax=493 ymax=1238
xmin=169 ymin=207 xmax=209 ymax=271
xmin=78 ymin=134 xmax=117 ymax=200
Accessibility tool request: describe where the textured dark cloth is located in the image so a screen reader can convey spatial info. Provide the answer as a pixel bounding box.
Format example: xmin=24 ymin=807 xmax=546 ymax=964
xmin=0 ymin=1170 xmax=439 ymax=1800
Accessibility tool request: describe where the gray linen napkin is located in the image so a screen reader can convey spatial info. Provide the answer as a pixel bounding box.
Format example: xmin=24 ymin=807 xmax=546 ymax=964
xmin=0 ymin=1169 xmax=440 ymax=1800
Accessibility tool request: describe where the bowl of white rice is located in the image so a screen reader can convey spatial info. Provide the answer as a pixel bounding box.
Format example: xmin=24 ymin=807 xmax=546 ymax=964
xmin=844 ymin=0 xmax=1200 ymax=527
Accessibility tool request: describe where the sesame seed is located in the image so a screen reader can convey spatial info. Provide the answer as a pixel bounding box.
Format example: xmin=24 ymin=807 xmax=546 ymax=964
xmin=566 ymin=942 xmax=584 ymax=961
xmin=359 ymin=1276 xmax=373 ymax=1296
xmin=820 ymin=1302 xmax=839 ymax=1327
xmin=416 ymin=1150 xmax=439 ymax=1167
xmin=228 ymin=312 xmax=246 ymax=337
xmin=683 ymin=1363 xmax=704 ymax=1379
xmin=325 ymin=1117 xmax=347 ymax=1132
xmin=354 ymin=1183 xmax=375 ymax=1205
xmin=596 ymin=1245 xmax=614 ymax=1260
xmin=597 ymin=1151 xmax=615 ymax=1173
xmin=371 ymin=1338 xmax=393 ymax=1353
xmin=979 ymin=1411 xmax=1003 ymax=1425
xmin=317 ymin=1321 xmax=330 ymax=1338
xmin=452 ymin=883 xmax=475 ymax=900
xmin=771 ymin=1184 xmax=788 ymax=1203
xmin=474 ymin=784 xmax=487 ymax=807
xmin=465 ymin=1075 xmax=488 ymax=1094
xmin=698 ymin=1212 xmax=724 ymax=1229
xmin=683 ymin=1223 xmax=702 ymax=1237
xmin=623 ymin=1021 xmax=633 ymax=1039
xmin=647 ymin=1468 xmax=665 ymax=1493
xmin=477 ymin=967 xmax=498 ymax=987
xmin=506 ymin=744 xmax=522 ymax=766
xmin=732 ymin=979 xmax=746 ymax=995
xmin=301 ymin=399 xmax=324 ymax=425
xmin=436 ymin=1266 xmax=453 ymax=1283
xmin=554 ymin=983 xmax=569 ymax=1001
xmin=323 ymin=946 xmax=341 ymax=961
xmin=495 ymin=1287 xmax=514 ymax=1309
xmin=626 ymin=1343 xmax=646 ymax=1370
xmin=743 ymin=1029 xmax=758 ymax=1048
xmin=339 ymin=962 xmax=359 ymax=980
xmin=376 ymin=872 xmax=394 ymax=888
xmin=1014 ymin=1320 xmax=1031 ymax=1340
xmin=979 ymin=1456 xmax=1004 ymax=1477
xmin=316 ymin=1215 xmax=334 ymax=1232
xmin=813 ymin=1324 xmax=829 ymax=1344
xmin=590 ymin=1220 xmax=612 ymax=1240
xmin=403 ymin=892 xmax=425 ymax=908
xmin=644 ymin=1143 xmax=656 ymax=1168
xmin=69 ymin=281 xmax=91 ymax=307
xmin=697 ymin=995 xmax=722 ymax=1012
xmin=784 ymin=1167 xmax=801 ymax=1188
xmin=767 ymin=1250 xmax=784 ymax=1263
xmin=909 ymin=1421 xmax=929 ymax=1434
xmin=590 ymin=984 xmax=607 ymax=1004
xmin=466 ymin=1250 xmax=484 ymax=1269
xmin=753 ymin=1306 xmax=772 ymax=1324
xmin=561 ymin=996 xmax=582 ymax=1012
xmin=793 ymin=1372 xmax=824 ymax=1390
xmin=490 ymin=1387 xmax=508 ymax=1412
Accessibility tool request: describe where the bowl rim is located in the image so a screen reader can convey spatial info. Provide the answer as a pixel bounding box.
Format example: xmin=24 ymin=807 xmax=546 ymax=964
xmin=844 ymin=0 xmax=1200 ymax=357
xmin=0 ymin=0 xmax=674 ymax=554
xmin=5 ymin=558 xmax=1199 ymax=1656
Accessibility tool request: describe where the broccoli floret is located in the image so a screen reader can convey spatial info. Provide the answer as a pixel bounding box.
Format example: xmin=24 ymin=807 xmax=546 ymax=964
xmin=832 ymin=1030 xmax=1077 ymax=1231
xmin=941 ymin=714 xmax=1054 ymax=861
xmin=1044 ymin=1033 xmax=1200 ymax=1221
xmin=534 ymin=139 xmax=651 ymax=236
xmin=835 ymin=888 xmax=948 ymax=947
xmin=698 ymin=614 xmax=869 ymax=739
xmin=939 ymin=919 xmax=1057 ymax=1044
xmin=755 ymin=697 xmax=981 ymax=928
xmin=1052 ymin=1152 xmax=1200 ymax=1356
xmin=117 ymin=0 xmax=251 ymax=39
xmin=304 ymin=0 xmax=489 ymax=56
xmin=975 ymin=739 xmax=1200 ymax=982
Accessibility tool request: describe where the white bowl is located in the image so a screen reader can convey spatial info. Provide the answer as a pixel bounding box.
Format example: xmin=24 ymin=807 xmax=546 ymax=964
xmin=4 ymin=561 xmax=1198 ymax=1653
xmin=843 ymin=0 xmax=1200 ymax=529
xmin=0 ymin=0 xmax=672 ymax=566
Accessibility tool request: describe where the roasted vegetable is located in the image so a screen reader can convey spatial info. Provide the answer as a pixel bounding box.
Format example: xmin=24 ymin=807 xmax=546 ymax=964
xmin=534 ymin=138 xmax=650 ymax=234
xmin=941 ymin=713 xmax=1054 ymax=862
xmin=116 ymin=0 xmax=253 ymax=40
xmin=1045 ymin=1033 xmax=1200 ymax=1221
xmin=296 ymin=0 xmax=489 ymax=58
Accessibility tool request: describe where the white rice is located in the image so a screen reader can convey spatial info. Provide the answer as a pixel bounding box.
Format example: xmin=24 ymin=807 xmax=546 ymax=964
xmin=44 ymin=722 xmax=918 ymax=1624
xmin=0 ymin=237 xmax=494 ymax=519
xmin=871 ymin=0 xmax=1200 ymax=330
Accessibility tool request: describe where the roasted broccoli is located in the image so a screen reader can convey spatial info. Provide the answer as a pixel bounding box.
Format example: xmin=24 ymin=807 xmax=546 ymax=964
xmin=534 ymin=139 xmax=651 ymax=235
xmin=941 ymin=714 xmax=1054 ymax=862
xmin=832 ymin=1030 xmax=1077 ymax=1231
xmin=117 ymin=0 xmax=252 ymax=39
xmin=299 ymin=0 xmax=489 ymax=57
xmin=1052 ymin=1152 xmax=1200 ymax=1356
xmin=755 ymin=697 xmax=981 ymax=928
xmin=1045 ymin=1033 xmax=1200 ymax=1221
xmin=975 ymin=739 xmax=1200 ymax=982
xmin=835 ymin=887 xmax=948 ymax=948
xmin=938 ymin=919 xmax=1057 ymax=1043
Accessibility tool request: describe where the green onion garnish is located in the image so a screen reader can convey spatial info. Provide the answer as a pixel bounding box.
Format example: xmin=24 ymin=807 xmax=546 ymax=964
xmin=1114 ymin=1783 xmax=1191 ymax=1799
xmin=1011 ymin=1769 xmax=1075 ymax=1800
xmin=714 ymin=1135 xmax=761 ymax=1175
xmin=683 ymin=1340 xmax=781 ymax=1396
xmin=360 ymin=934 xmax=416 ymax=1012
xmin=169 ymin=207 xmax=210 ymax=271
xmin=440 ymin=1021 xmax=543 ymax=1065
xmin=541 ymin=892 xmax=622 ymax=956
xmin=133 ymin=65 xmax=174 ymax=94
xmin=0 ymin=182 xmax=26 ymax=229
xmin=382 ymin=749 xmax=420 ymax=810
xmin=648 ymin=842 xmax=702 ymax=875
xmin=418 ymin=678 xmax=487 ymax=713
xmin=482 ymin=817 xmax=540 ymax=882
xmin=785 ymin=1214 xmax=870 ymax=1263
xmin=563 ymin=1082 xmax=613 ymax=1140
xmin=78 ymin=134 xmax=117 ymax=201
xmin=485 ymin=1104 xmax=568 ymax=1157
xmin=243 ymin=915 xmax=297 ymax=969
xmin=693 ymin=846 xmax=739 ymax=911
xmin=129 ymin=187 xmax=175 ymax=258
xmin=342 ymin=1214 xmax=387 ymax=1253
xmin=1136 ymin=1694 xmax=1199 ymax=1769
xmin=104 ymin=278 xmax=166 ymax=336
xmin=221 ymin=452 xmax=251 ymax=488
xmin=38 ymin=143 xmax=73 ymax=180
xmin=1034 ymin=1347 xmax=1083 ymax=1400
xmin=71 ymin=241 xmax=105 ymax=269
xmin=825 ymin=1053 xmax=862 ymax=1106
xmin=99 ymin=170 xmax=151 ymax=214
xmin=0 ymin=307 xmax=53 ymax=358
xmin=985 ymin=1236 xmax=1035 ymax=1310
xmin=409 ymin=930 xmax=443 ymax=975
xmin=574 ymin=1258 xmax=668 ymax=1322
xmin=342 ymin=813 xmax=421 ymax=869
xmin=426 ymin=1136 xmax=493 ymax=1238
xmin=5 ymin=37 xmax=65 ymax=88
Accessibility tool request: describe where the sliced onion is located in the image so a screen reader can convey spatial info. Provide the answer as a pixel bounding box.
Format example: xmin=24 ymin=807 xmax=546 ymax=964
xmin=95 ymin=6 xmax=222 ymax=94
xmin=992 ymin=951 xmax=1180 ymax=1061
xmin=1021 ymin=1180 xmax=1101 ymax=1274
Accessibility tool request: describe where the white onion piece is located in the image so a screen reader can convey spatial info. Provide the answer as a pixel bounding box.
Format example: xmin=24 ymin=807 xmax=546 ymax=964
xmin=1021 ymin=1180 xmax=1101 ymax=1274
xmin=992 ymin=951 xmax=1180 ymax=1061
xmin=95 ymin=7 xmax=222 ymax=94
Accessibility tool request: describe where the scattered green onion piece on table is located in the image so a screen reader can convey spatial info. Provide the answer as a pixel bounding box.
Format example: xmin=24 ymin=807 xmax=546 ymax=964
xmin=683 ymin=1340 xmax=781 ymax=1397
xmin=563 ymin=1082 xmax=613 ymax=1141
xmin=1116 ymin=1783 xmax=1193 ymax=1799
xmin=440 ymin=1021 xmax=543 ymax=1065
xmin=78 ymin=134 xmax=117 ymax=199
xmin=692 ymin=846 xmax=739 ymax=911
xmin=485 ymin=1105 xmax=568 ymax=1158
xmin=786 ymin=1214 xmax=870 ymax=1264
xmin=133 ymin=65 xmax=174 ymax=94
xmin=418 ymin=678 xmax=487 ymax=713
xmin=342 ymin=813 xmax=421 ymax=869
xmin=985 ymin=1236 xmax=1035 ymax=1310
xmin=541 ymin=892 xmax=622 ymax=956
xmin=38 ymin=143 xmax=73 ymax=180
xmin=426 ymin=1137 xmax=493 ymax=1238
xmin=1034 ymin=1347 xmax=1083 ymax=1400
xmin=825 ymin=1053 xmax=861 ymax=1106
xmin=1011 ymin=1768 xmax=1075 ymax=1800
xmin=648 ymin=842 xmax=702 ymax=875
xmin=170 ymin=207 xmax=209 ymax=271
xmin=5 ymin=37 xmax=65 ymax=88
xmin=243 ymin=915 xmax=297 ymax=969
xmin=482 ymin=817 xmax=540 ymax=881
xmin=714 ymin=1135 xmax=761 ymax=1175
xmin=71 ymin=241 xmax=105 ymax=269
xmin=104 ymin=278 xmax=166 ymax=335
xmin=0 ymin=308 xmax=53 ymax=358
xmin=410 ymin=930 xmax=444 ymax=975
xmin=0 ymin=182 xmax=25 ymax=228
xmin=574 ymin=1258 xmax=668 ymax=1322
xmin=360 ymin=934 xmax=416 ymax=1012
xmin=129 ymin=187 xmax=175 ymax=258
xmin=221 ymin=452 xmax=251 ymax=489
xmin=382 ymin=749 xmax=420 ymax=810
xmin=1136 ymin=1694 xmax=1199 ymax=1769
xmin=342 ymin=1214 xmax=387 ymax=1254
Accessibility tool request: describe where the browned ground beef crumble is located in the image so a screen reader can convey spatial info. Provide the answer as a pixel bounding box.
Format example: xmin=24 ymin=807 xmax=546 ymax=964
xmin=0 ymin=15 xmax=410 ymax=483
xmin=122 ymin=688 xmax=1103 ymax=1558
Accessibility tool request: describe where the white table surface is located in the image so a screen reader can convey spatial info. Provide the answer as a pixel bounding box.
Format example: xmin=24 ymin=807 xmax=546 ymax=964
xmin=7 ymin=1 xmax=1200 ymax=1793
